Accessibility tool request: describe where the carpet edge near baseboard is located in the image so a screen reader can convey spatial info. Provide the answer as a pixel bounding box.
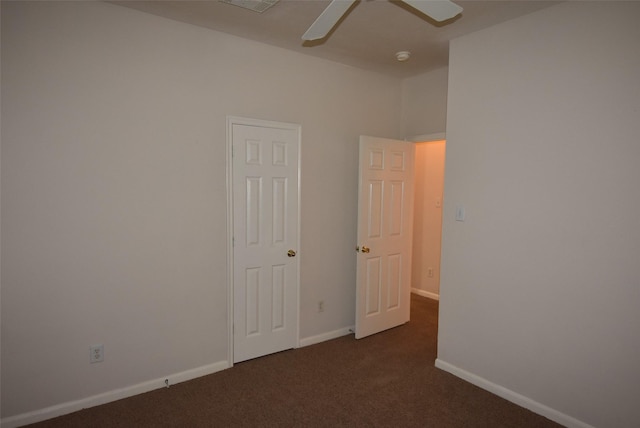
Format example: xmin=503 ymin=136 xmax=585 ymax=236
xmin=299 ymin=326 xmax=354 ymax=348
xmin=0 ymin=360 xmax=229 ymax=428
xmin=434 ymin=358 xmax=594 ymax=428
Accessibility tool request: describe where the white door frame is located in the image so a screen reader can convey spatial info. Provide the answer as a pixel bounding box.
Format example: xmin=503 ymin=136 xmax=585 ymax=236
xmin=406 ymin=132 xmax=446 ymax=143
xmin=226 ymin=116 xmax=302 ymax=367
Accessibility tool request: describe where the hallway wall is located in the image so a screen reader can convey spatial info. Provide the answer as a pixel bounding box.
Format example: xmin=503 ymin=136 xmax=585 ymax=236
xmin=411 ymin=141 xmax=445 ymax=299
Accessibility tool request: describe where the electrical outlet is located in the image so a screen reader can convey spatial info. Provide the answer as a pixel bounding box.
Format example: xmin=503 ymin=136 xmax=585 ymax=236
xmin=428 ymin=267 xmax=434 ymax=278
xmin=90 ymin=345 xmax=104 ymax=363
xmin=318 ymin=300 xmax=325 ymax=312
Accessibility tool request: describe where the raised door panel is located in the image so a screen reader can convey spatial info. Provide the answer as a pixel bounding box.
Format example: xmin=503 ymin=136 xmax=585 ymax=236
xmin=365 ymin=256 xmax=382 ymax=316
xmin=368 ymin=180 xmax=384 ymax=239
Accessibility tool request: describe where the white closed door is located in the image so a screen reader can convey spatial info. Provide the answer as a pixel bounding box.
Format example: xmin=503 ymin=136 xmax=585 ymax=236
xmin=355 ymin=136 xmax=415 ymax=339
xmin=231 ymin=119 xmax=300 ymax=363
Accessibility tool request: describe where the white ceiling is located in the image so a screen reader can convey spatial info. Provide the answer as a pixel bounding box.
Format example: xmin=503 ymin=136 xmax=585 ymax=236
xmin=111 ymin=0 xmax=559 ymax=78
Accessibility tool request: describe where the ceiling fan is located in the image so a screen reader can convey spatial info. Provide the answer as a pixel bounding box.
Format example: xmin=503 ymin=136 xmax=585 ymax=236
xmin=302 ymin=0 xmax=463 ymax=41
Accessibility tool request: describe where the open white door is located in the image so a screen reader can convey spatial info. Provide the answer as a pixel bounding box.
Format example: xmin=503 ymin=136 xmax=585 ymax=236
xmin=230 ymin=118 xmax=300 ymax=363
xmin=355 ymin=136 xmax=415 ymax=339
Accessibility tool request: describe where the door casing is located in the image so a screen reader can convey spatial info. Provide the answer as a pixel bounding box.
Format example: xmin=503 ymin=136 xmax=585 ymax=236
xmin=226 ymin=116 xmax=301 ymax=366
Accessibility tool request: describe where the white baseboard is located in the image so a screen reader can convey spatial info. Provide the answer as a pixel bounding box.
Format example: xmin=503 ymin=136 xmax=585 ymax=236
xmin=299 ymin=326 xmax=354 ymax=348
xmin=411 ymin=288 xmax=439 ymax=301
xmin=1 ymin=360 xmax=230 ymax=428
xmin=434 ymin=359 xmax=594 ymax=428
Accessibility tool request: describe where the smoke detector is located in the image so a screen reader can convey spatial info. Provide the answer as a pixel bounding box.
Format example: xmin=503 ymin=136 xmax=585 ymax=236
xmin=219 ymin=0 xmax=279 ymax=13
xmin=396 ymin=51 xmax=411 ymax=62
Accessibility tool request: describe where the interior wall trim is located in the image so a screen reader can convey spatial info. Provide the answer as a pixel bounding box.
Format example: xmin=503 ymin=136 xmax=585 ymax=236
xmin=411 ymin=289 xmax=439 ymax=301
xmin=406 ymin=132 xmax=446 ymax=143
xmin=434 ymin=359 xmax=595 ymax=428
xmin=298 ymin=326 xmax=354 ymax=348
xmin=0 ymin=361 xmax=229 ymax=428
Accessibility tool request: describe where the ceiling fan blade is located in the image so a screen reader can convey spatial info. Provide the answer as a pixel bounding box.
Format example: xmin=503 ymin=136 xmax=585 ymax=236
xmin=402 ymin=0 xmax=463 ymax=22
xmin=302 ymin=0 xmax=356 ymax=41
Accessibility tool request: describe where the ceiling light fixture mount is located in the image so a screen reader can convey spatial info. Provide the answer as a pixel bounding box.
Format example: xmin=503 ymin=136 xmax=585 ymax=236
xmin=396 ymin=51 xmax=411 ymax=62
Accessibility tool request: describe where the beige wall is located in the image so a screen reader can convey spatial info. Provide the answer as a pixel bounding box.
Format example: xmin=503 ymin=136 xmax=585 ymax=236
xmin=1 ymin=1 xmax=402 ymax=421
xmin=7 ymin=1 xmax=636 ymax=427
xmin=403 ymin=66 xmax=449 ymax=301
xmin=401 ymin=66 xmax=449 ymax=137
xmin=438 ymin=2 xmax=640 ymax=427
xmin=411 ymin=141 xmax=445 ymax=299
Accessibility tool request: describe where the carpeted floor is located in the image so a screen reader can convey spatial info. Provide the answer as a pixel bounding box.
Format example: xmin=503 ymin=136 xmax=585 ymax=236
xmin=27 ymin=294 xmax=562 ymax=427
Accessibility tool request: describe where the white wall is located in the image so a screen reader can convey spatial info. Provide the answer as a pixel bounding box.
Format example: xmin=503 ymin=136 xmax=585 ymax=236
xmin=401 ymin=66 xmax=449 ymax=137
xmin=402 ymin=65 xmax=448 ymax=301
xmin=0 ymin=1 xmax=401 ymax=422
xmin=411 ymin=141 xmax=445 ymax=299
xmin=438 ymin=2 xmax=640 ymax=428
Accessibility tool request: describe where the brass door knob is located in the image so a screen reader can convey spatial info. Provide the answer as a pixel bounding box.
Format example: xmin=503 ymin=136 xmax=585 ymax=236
xmin=361 ymin=246 xmax=370 ymax=253
xmin=287 ymin=249 xmax=297 ymax=257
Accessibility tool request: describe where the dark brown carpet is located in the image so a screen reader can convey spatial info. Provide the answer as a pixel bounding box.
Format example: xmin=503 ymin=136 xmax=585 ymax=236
xmin=27 ymin=295 xmax=562 ymax=427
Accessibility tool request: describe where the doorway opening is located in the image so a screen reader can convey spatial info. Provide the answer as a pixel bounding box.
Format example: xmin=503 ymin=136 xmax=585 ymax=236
xmin=411 ymin=138 xmax=446 ymax=301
